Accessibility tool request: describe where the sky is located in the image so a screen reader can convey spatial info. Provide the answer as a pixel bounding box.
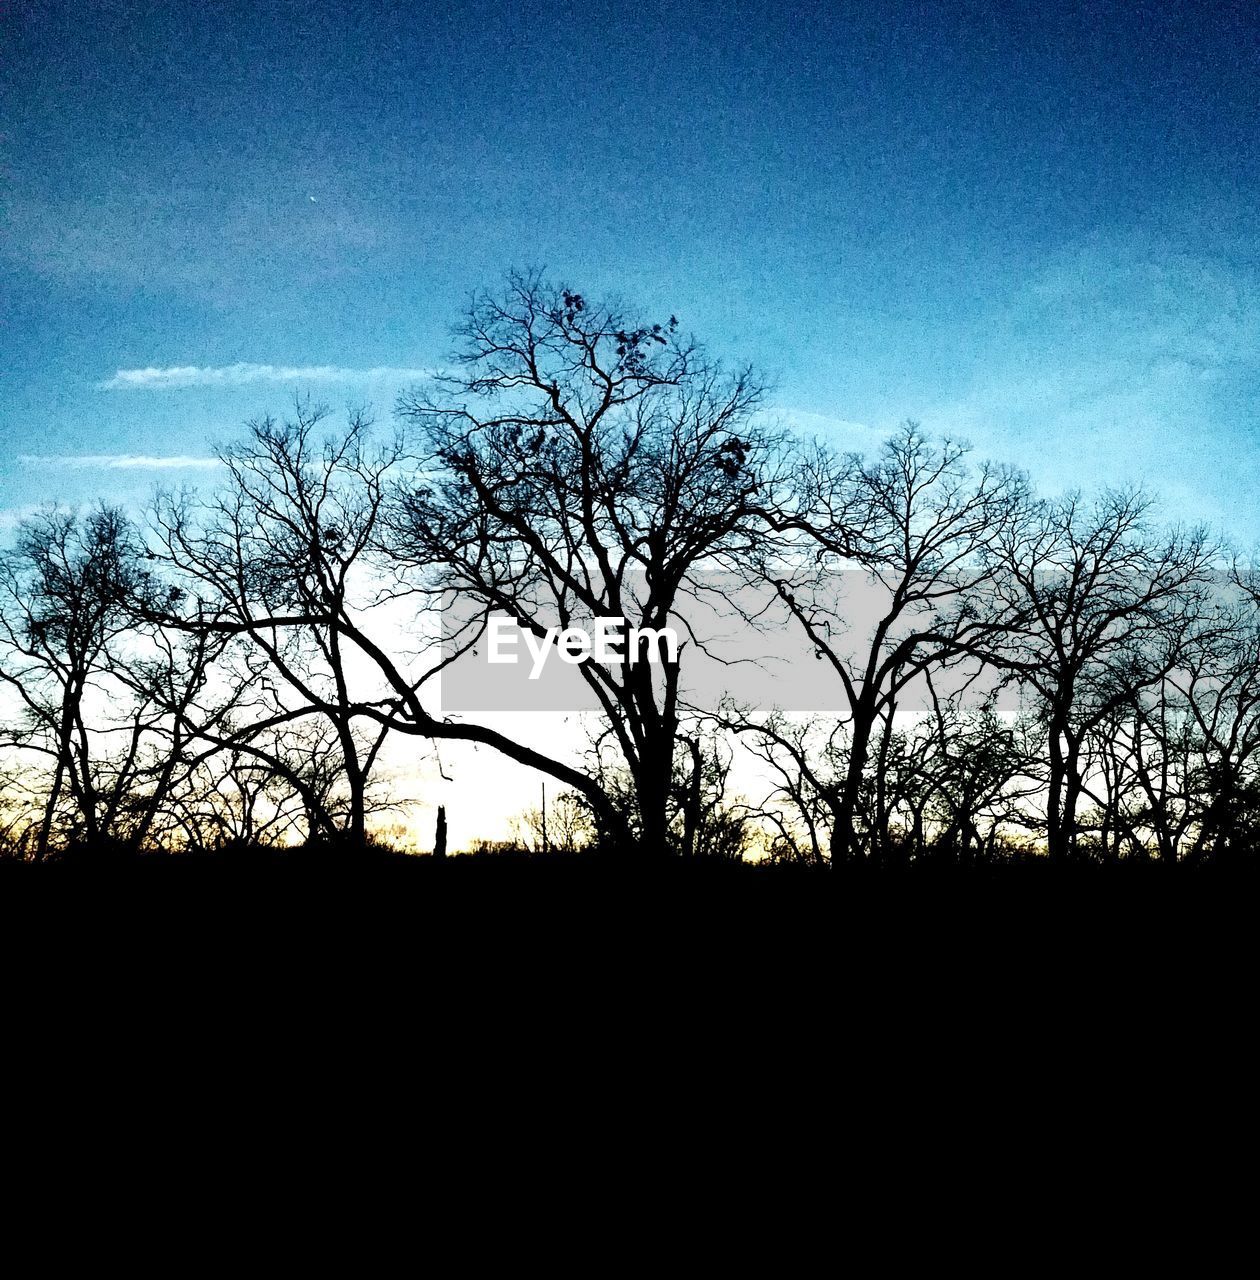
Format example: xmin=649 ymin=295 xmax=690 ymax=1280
xmin=3 ymin=0 xmax=1258 ymax=520
xmin=2 ymin=0 xmax=1259 ymax=841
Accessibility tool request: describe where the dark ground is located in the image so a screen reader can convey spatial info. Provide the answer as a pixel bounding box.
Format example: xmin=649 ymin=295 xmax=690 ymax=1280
xmin=3 ymin=850 xmax=1250 ymax=1066
xmin=4 ymin=847 xmax=1255 ymax=945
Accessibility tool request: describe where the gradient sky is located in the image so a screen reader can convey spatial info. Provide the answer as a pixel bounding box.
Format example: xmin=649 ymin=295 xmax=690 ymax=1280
xmin=3 ymin=0 xmax=1258 ymax=845
xmin=4 ymin=0 xmax=1259 ymax=535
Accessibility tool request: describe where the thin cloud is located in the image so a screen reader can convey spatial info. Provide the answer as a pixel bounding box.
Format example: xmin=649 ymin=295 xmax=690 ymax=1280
xmin=19 ymin=454 xmax=224 ymax=470
xmin=0 ymin=504 xmax=46 ymax=532
xmin=99 ymin=362 xmax=440 ymax=390
xmin=777 ymin=409 xmax=887 ymax=451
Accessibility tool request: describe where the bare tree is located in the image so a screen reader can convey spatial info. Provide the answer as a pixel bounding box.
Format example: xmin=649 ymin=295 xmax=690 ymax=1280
xmin=1177 ymin=605 xmax=1260 ymax=862
xmin=874 ymin=688 xmax=1040 ymax=863
xmin=513 ymin=790 xmax=594 ymax=854
xmin=742 ymin=424 xmax=1026 ymax=863
xmin=1087 ymin=597 xmax=1260 ymax=863
xmin=389 ymin=271 xmax=788 ymax=852
xmin=146 ymin=405 xmax=416 ymax=847
xmin=987 ymin=488 xmax=1217 ymax=860
xmin=0 ymin=507 xmax=203 ymax=855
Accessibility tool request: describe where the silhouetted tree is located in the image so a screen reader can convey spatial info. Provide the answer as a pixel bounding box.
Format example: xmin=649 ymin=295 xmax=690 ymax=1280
xmin=742 ymin=424 xmax=1026 ymax=863
xmin=390 ymin=271 xmax=788 ymax=852
xmin=8 ymin=274 xmax=1258 ymax=870
xmin=0 ymin=506 xmax=216 ymax=856
xmin=866 ymin=685 xmax=1039 ymax=862
xmin=147 ymin=405 xmax=413 ymax=847
xmin=987 ymin=488 xmax=1217 ymax=860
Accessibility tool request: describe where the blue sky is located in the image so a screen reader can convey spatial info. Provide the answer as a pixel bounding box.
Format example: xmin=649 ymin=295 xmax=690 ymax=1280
xmin=3 ymin=0 xmax=1259 ymax=537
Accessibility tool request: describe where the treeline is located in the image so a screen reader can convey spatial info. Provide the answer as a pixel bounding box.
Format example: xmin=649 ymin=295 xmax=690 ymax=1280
xmin=2 ymin=271 xmax=1258 ymax=865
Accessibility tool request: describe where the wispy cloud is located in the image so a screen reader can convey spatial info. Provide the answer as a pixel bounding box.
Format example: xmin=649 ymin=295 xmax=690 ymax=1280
xmin=0 ymin=504 xmax=46 ymax=532
xmin=917 ymin=237 xmax=1260 ymax=537
xmin=99 ymin=362 xmax=439 ymax=390
xmin=2 ymin=181 xmax=405 ymax=303
xmin=18 ymin=454 xmax=223 ymax=470
xmin=777 ymin=409 xmax=887 ymax=451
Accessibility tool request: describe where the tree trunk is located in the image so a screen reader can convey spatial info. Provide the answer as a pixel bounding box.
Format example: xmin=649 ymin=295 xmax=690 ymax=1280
xmin=638 ymin=752 xmax=672 ymax=856
xmin=680 ymin=739 xmax=702 ymax=858
xmin=1046 ymin=713 xmax=1068 ymax=861
xmin=832 ymin=707 xmax=875 ymax=865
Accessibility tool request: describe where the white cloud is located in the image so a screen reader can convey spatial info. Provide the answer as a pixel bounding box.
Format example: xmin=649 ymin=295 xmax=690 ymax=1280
xmin=18 ymin=454 xmax=223 ymax=470
xmin=0 ymin=504 xmax=46 ymax=532
xmin=99 ymin=362 xmax=440 ymax=390
xmin=776 ymin=409 xmax=887 ymax=451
